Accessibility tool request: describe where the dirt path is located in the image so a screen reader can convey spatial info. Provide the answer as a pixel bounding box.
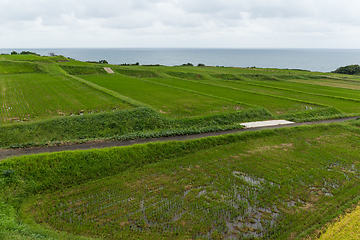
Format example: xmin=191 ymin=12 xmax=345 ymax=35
xmin=0 ymin=117 xmax=357 ymax=160
xmin=103 ymin=67 xmax=115 ymax=74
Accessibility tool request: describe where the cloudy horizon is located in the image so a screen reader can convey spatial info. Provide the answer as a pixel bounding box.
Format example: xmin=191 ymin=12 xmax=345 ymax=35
xmin=1 ymin=0 xmax=360 ymax=49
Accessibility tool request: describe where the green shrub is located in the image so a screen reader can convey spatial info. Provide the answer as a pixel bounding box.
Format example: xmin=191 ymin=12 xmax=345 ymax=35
xmin=181 ymin=63 xmax=193 ymax=66
xmin=332 ymin=65 xmax=360 ymax=75
xmin=99 ymin=60 xmax=108 ymax=64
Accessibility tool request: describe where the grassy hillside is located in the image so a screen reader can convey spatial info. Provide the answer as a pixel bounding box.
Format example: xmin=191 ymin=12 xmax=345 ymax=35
xmin=1 ymin=122 xmax=360 ymax=239
xmin=1 ymin=53 xmax=360 ymax=239
xmin=1 ymin=53 xmax=360 ymax=148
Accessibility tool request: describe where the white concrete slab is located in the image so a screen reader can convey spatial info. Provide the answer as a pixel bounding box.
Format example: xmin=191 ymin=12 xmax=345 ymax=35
xmin=240 ymin=120 xmax=294 ymax=128
xmin=104 ymin=67 xmax=115 ymax=74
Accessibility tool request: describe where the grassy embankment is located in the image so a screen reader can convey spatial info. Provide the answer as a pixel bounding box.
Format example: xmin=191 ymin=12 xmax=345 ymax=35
xmin=2 ymin=55 xmax=359 ymax=149
xmin=1 ymin=54 xmax=360 ymax=239
xmin=1 ymin=121 xmax=360 ymax=239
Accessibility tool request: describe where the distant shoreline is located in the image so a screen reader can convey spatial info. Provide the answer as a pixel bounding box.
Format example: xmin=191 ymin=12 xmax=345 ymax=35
xmin=1 ymin=48 xmax=360 ymax=72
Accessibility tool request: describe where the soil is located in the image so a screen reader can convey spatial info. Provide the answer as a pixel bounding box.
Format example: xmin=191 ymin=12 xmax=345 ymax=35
xmin=0 ymin=117 xmax=356 ymax=161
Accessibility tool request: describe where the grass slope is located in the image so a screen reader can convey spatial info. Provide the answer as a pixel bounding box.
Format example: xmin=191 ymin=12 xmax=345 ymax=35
xmin=0 ymin=107 xmax=271 ymax=149
xmin=1 ymin=123 xmax=359 ymax=239
xmin=1 ymin=57 xmax=360 ymax=148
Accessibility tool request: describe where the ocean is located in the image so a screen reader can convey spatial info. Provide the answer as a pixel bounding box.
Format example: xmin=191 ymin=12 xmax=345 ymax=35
xmin=1 ymin=48 xmax=359 ymax=73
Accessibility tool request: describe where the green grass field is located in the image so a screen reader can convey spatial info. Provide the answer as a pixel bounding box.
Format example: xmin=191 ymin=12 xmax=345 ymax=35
xmin=0 ymin=73 xmax=132 ymax=123
xmin=200 ymin=77 xmax=360 ymax=113
xmin=1 ymin=53 xmax=360 ymax=239
xmin=1 ymin=55 xmax=360 ymax=147
xmin=1 ymin=122 xmax=360 ymax=239
xmin=0 ymin=61 xmax=43 ymax=74
xmin=81 ymin=74 xmax=249 ymax=118
xmin=143 ymin=76 xmax=323 ymax=114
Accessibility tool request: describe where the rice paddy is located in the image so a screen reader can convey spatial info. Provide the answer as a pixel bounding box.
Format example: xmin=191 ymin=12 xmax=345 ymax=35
xmin=81 ymin=74 xmax=249 ymax=118
xmin=0 ymin=73 xmax=132 ymax=123
xmin=26 ymin=124 xmax=360 ymax=239
xmin=1 ymin=53 xmax=360 ymax=240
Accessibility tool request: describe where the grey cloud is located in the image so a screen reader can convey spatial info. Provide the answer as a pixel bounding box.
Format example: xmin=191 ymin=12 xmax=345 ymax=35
xmin=1 ymin=0 xmax=360 ymax=48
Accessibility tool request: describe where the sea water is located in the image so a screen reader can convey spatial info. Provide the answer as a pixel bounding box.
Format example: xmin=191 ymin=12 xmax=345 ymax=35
xmin=1 ymin=48 xmax=359 ymax=72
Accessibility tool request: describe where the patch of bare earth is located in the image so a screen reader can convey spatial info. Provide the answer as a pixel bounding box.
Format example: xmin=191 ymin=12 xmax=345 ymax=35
xmin=103 ymin=67 xmax=115 ymax=74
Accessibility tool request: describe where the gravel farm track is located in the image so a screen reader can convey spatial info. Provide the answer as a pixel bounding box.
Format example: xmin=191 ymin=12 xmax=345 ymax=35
xmin=0 ymin=117 xmax=357 ymax=160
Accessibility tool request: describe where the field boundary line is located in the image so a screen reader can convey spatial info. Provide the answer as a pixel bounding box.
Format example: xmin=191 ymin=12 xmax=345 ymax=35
xmin=66 ymin=74 xmax=149 ymax=109
xmin=236 ymin=77 xmax=360 ymax=103
xmin=160 ymin=73 xmax=331 ymax=108
xmin=290 ymin=79 xmax=360 ymax=91
xmin=132 ymin=76 xmax=259 ymax=109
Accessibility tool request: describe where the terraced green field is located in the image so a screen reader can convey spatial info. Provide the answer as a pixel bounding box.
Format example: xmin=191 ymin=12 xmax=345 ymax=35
xmin=81 ymin=74 xmax=248 ymax=118
xmin=1 ymin=54 xmax=360 ymax=126
xmin=1 ymin=122 xmax=359 ymax=240
xmin=1 ymin=53 xmax=360 ymax=240
xmin=141 ymin=76 xmax=323 ymax=114
xmin=1 ymin=54 xmax=360 ymax=148
xmin=0 ymin=73 xmax=132 ymax=123
xmin=197 ymin=77 xmax=360 ymax=113
xmin=0 ymin=61 xmax=43 ymax=74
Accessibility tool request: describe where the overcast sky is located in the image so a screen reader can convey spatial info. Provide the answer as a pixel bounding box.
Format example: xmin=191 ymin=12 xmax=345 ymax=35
xmin=1 ymin=0 xmax=360 ymax=48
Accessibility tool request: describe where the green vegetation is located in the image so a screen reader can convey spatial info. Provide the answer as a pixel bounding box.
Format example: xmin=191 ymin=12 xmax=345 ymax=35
xmin=0 ymin=73 xmax=131 ymax=123
xmin=0 ymin=54 xmax=53 ymax=62
xmin=0 ymin=61 xmax=43 ymax=74
xmin=1 ymin=53 xmax=360 ymax=239
xmin=59 ymin=65 xmax=108 ymax=75
xmin=81 ymin=74 xmax=248 ymax=118
xmin=144 ymin=75 xmax=324 ymax=115
xmin=332 ymin=64 xmax=360 ymax=75
xmin=0 ymin=107 xmax=272 ymax=149
xmin=111 ymin=67 xmax=159 ymax=78
xmin=165 ymin=71 xmax=204 ymax=80
xmin=1 ymin=53 xmax=360 ymax=148
xmin=1 ymin=123 xmax=360 ymax=239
